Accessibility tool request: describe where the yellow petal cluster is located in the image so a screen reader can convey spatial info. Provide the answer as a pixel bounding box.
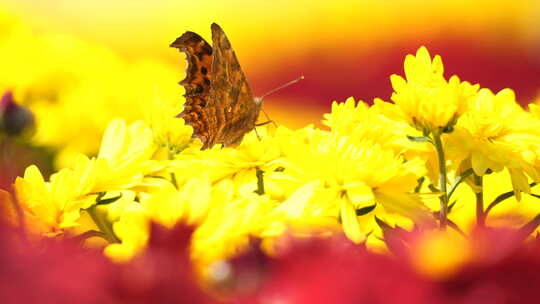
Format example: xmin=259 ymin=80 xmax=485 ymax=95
xmin=447 ymin=89 xmax=540 ymax=199
xmin=276 ymin=127 xmax=430 ymax=243
xmin=14 ymin=119 xmax=158 ymax=236
xmin=388 ymin=46 xmax=479 ymax=133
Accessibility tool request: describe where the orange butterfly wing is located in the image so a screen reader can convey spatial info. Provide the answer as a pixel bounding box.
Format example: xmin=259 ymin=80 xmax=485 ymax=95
xmin=171 ymin=23 xmax=261 ymax=149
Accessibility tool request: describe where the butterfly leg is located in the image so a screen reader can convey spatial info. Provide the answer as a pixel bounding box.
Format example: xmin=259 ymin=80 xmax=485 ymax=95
xmin=255 ymin=120 xmax=275 ymax=127
xmin=254 ymin=120 xmax=275 ymax=140
xmin=254 ymin=109 xmax=277 ymax=140
xmin=253 ymin=127 xmax=261 ymax=140
xmin=260 ymin=108 xmax=278 ymax=128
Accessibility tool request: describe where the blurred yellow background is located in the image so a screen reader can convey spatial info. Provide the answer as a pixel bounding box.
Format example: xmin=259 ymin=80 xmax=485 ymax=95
xmin=1 ymin=0 xmax=540 ymax=171
xmin=4 ymin=0 xmax=540 ymax=103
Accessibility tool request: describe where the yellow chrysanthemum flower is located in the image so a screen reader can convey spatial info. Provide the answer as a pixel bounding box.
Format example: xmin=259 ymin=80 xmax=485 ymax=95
xmin=103 ymin=202 xmax=148 ymax=262
xmin=276 ymin=127 xmax=430 ymax=243
xmin=105 ymin=177 xmax=213 ymax=262
xmin=323 ymin=97 xmax=408 ymax=151
xmin=323 ymin=97 xmax=370 ymax=133
xmin=193 ymin=189 xmax=280 ymax=266
xmin=324 ymin=97 xmax=441 ymax=182
xmin=144 ymin=96 xmax=194 ymax=155
xmin=14 ymin=165 xmax=96 ymax=236
xmin=14 ymin=119 xmax=162 ymax=237
xmin=105 ymin=174 xmax=284 ymax=268
xmin=91 ymin=119 xmax=162 ymax=192
xmin=447 ymin=88 xmax=540 ymax=199
xmin=389 ymin=46 xmax=479 ymax=133
xmin=146 ymin=178 xmax=212 ymax=228
xmin=168 ymin=126 xmax=283 ymax=192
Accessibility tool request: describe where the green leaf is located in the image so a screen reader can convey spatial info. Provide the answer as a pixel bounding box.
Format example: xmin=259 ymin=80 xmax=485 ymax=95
xmin=374 ymin=216 xmax=389 ymax=229
xmin=530 ymin=193 xmax=540 ymax=199
xmin=446 ymin=218 xmax=467 ymax=237
xmin=374 ymin=217 xmax=410 ymax=255
xmin=70 ymin=230 xmax=108 ymax=243
xmin=355 ymin=204 xmax=376 ymax=216
xmin=448 ymin=200 xmax=457 ymax=213
xmin=96 ymin=193 xmax=123 ymax=206
xmin=442 ymin=115 xmax=458 ymax=133
xmin=447 ymin=168 xmax=474 ymax=200
xmin=442 ymin=125 xmax=454 ymax=133
xmin=485 ymin=190 xmax=519 ymax=215
xmin=95 ymin=191 xmax=106 ymax=201
xmin=85 ymin=206 xmax=120 ymax=243
xmin=414 ymin=177 xmax=425 ymax=193
xmin=406 ymin=135 xmax=431 ymax=143
xmin=428 ymin=184 xmax=440 ymax=192
xmin=518 ymin=214 xmax=540 ymax=239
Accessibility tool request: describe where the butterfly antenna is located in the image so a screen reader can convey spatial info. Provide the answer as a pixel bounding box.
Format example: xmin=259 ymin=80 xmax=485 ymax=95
xmin=255 ymin=75 xmax=304 ymax=103
xmin=254 ymin=75 xmax=304 ymax=129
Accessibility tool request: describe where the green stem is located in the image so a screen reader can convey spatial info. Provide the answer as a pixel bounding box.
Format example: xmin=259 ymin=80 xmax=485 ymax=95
xmin=474 ymin=174 xmax=485 ymax=227
xmin=432 ymin=131 xmax=448 ymax=229
xmin=447 ymin=168 xmax=474 ymax=200
xmin=167 ymin=143 xmax=176 ymax=160
xmin=484 ymin=182 xmax=537 ymax=216
xmin=255 ymin=168 xmax=265 ymax=195
xmin=87 ymin=206 xmax=119 ymax=243
xmin=167 ymin=143 xmax=179 ymax=189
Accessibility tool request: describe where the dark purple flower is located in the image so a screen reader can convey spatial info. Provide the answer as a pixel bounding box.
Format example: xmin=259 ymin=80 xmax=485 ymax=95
xmin=0 ymin=91 xmax=34 ymax=136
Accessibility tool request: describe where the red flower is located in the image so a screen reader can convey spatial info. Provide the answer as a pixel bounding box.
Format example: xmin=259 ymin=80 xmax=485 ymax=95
xmin=233 ymin=235 xmax=433 ymax=304
xmin=0 ymin=223 xmax=220 ymax=304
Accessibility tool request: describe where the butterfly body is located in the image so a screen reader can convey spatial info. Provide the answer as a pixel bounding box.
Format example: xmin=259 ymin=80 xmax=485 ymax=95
xmin=170 ymin=23 xmax=262 ymax=149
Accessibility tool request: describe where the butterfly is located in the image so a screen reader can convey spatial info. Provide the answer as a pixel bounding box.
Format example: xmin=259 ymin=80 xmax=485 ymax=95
xmin=170 ymin=23 xmax=265 ymax=149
